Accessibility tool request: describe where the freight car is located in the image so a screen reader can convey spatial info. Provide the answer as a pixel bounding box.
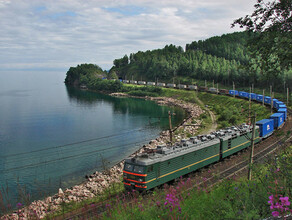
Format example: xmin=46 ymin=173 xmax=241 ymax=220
xmin=177 ymin=84 xmax=187 ymax=89
xmin=256 ymin=119 xmax=274 ymax=138
xmin=264 ymin=96 xmax=271 ymax=105
xmin=270 ymin=113 xmax=285 ymax=129
xmin=249 ymin=93 xmax=257 ymax=100
xmin=198 ymin=86 xmax=208 ymax=92
xmin=123 ymin=124 xmax=261 ymax=191
xmin=157 ymin=83 xmax=166 ymax=87
xmin=278 ymin=108 xmax=287 ymax=121
xmin=219 ymin=89 xmax=229 ymax=95
xmin=188 ymin=85 xmax=197 ymax=90
xmin=239 ymin=91 xmax=248 ymax=99
xmin=256 ymin=94 xmax=264 ymax=103
xmin=208 ymin=87 xmax=218 ymax=93
xmin=229 ymin=90 xmax=239 ymax=96
xmin=166 ymin=83 xmax=176 ymax=88
xmin=147 ymin=82 xmax=156 ymax=86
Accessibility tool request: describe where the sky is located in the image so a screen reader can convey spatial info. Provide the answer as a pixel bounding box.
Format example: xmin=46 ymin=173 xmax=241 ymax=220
xmin=0 ymin=0 xmax=256 ymax=71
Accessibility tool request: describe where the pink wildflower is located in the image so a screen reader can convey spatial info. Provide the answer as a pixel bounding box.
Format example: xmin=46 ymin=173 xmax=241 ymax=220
xmin=279 ymin=197 xmax=290 ymax=206
xmin=272 ymin=211 xmax=279 ymax=217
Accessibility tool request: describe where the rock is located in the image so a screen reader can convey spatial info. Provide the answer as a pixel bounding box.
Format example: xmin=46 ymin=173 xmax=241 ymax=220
xmin=58 ymin=188 xmax=64 ymax=196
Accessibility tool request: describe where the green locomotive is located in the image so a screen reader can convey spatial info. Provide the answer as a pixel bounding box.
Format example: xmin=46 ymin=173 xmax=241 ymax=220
xmin=123 ymin=124 xmax=260 ymax=191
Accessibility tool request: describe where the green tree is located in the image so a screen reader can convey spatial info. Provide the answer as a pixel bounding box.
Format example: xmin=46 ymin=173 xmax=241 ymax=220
xmin=232 ymin=0 xmax=292 ymax=72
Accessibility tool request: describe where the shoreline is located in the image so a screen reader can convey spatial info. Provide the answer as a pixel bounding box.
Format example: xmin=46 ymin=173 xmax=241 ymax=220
xmin=1 ymin=94 xmax=204 ymax=219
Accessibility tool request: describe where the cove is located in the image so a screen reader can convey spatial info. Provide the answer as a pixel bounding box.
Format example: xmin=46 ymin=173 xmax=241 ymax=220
xmin=0 ymin=71 xmax=186 ymax=210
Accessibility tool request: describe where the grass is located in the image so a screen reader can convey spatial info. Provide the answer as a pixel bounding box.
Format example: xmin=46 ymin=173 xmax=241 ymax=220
xmin=197 ymin=92 xmax=271 ymax=129
xmin=195 ymin=111 xmax=213 ymax=135
xmin=99 ymin=146 xmax=292 ymax=220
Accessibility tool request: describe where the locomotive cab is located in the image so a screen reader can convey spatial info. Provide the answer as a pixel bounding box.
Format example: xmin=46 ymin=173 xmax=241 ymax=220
xmin=123 ymin=162 xmax=147 ymax=190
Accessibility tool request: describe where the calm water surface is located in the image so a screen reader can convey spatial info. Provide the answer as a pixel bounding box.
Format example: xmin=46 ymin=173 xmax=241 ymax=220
xmin=0 ymin=71 xmax=186 ymax=209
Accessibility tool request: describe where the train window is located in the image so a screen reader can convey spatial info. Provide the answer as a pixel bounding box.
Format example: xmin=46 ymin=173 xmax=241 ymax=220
xmin=134 ymin=166 xmax=144 ymax=174
xmin=124 ymin=163 xmax=133 ymax=171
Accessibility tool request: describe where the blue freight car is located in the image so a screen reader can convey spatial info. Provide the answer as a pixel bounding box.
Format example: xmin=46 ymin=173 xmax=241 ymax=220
xmin=229 ymin=90 xmax=239 ymax=96
xmin=278 ymin=108 xmax=287 ymax=121
xmin=264 ymin=96 xmax=271 ymax=105
xmin=275 ymin=101 xmax=284 ymax=109
xmin=270 ymin=113 xmax=285 ymax=129
xmin=273 ymin=99 xmax=278 ymax=108
xmin=256 ymin=119 xmax=274 ymax=138
xmin=277 ymin=104 xmax=286 ymax=110
xmin=239 ymin=91 xmax=248 ymax=98
xmin=256 ymin=94 xmax=263 ymax=102
xmin=248 ymin=93 xmax=257 ymax=100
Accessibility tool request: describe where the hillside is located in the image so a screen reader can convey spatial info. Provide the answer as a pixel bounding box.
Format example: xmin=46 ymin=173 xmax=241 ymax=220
xmin=65 ymin=32 xmax=291 ymax=91
xmin=110 ymin=32 xmax=251 ymax=86
xmin=185 ymin=31 xmax=251 ymax=64
xmin=64 ymin=63 xmax=108 ymax=86
xmin=110 ymin=31 xmax=291 ymax=91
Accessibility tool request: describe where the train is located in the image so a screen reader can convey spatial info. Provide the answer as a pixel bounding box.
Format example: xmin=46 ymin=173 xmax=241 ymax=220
xmin=122 ymin=82 xmax=289 ymax=191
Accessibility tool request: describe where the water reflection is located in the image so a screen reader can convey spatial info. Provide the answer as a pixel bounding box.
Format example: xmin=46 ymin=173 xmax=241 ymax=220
xmin=65 ymin=86 xmax=185 ymax=127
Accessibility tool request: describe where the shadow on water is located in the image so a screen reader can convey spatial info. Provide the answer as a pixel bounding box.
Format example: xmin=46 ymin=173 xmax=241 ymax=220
xmin=65 ymin=86 xmax=186 ymax=126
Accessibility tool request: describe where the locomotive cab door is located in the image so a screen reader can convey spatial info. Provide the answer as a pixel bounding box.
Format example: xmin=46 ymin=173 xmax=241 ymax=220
xmin=155 ymin=162 xmax=161 ymax=182
xmin=219 ymin=138 xmax=223 ymax=160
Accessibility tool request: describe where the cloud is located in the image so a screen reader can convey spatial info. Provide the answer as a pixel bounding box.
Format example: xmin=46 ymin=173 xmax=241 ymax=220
xmin=0 ymin=0 xmax=256 ymax=70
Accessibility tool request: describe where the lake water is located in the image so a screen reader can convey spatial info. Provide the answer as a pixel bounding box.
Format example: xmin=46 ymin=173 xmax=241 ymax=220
xmin=0 ymin=71 xmax=186 ymax=210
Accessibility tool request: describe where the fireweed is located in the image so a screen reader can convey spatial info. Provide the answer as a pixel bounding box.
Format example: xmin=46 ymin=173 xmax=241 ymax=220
xmin=164 ymin=188 xmax=181 ymax=213
xmin=268 ymin=195 xmax=291 ymax=218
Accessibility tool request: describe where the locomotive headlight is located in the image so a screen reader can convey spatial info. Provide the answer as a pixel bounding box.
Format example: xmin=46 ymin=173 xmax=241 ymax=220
xmin=138 ymin=178 xmax=143 ymax=182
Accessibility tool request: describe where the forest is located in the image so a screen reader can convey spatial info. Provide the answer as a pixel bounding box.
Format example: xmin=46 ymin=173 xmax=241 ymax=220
xmin=110 ymin=31 xmax=291 ymax=91
xmin=65 ymin=31 xmax=291 ymax=92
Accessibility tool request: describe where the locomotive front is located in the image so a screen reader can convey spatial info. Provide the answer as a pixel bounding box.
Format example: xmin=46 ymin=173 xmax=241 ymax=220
xmin=123 ymin=159 xmax=148 ymax=191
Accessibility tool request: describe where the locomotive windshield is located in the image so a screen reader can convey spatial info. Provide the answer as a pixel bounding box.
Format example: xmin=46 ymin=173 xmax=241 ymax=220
xmin=124 ymin=163 xmax=133 ymax=171
xmin=133 ymin=165 xmax=144 ymax=173
xmin=124 ymin=163 xmax=144 ymax=173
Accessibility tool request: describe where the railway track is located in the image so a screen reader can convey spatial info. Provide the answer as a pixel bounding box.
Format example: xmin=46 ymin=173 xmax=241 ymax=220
xmin=201 ymin=112 xmax=292 ymax=188
xmin=58 ymin=110 xmax=291 ymax=220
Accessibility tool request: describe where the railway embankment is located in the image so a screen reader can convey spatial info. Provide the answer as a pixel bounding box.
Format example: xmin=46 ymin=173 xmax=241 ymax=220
xmin=1 ymin=95 xmax=205 ymax=219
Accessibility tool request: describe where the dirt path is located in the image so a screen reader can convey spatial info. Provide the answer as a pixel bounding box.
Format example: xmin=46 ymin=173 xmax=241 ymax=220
xmin=208 ymin=110 xmax=218 ymax=132
xmin=194 ymin=94 xmax=218 ymax=134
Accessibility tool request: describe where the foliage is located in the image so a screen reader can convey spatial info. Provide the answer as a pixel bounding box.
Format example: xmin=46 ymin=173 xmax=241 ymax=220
xmin=111 ymin=41 xmax=248 ymax=86
xmin=232 ymin=0 xmax=292 ymax=73
xmin=64 ymin=63 xmax=106 ymax=86
xmin=110 ymin=32 xmax=292 ymax=91
xmin=87 ymin=79 xmax=123 ymax=93
xmin=121 ymin=85 xmax=163 ymax=97
xmin=186 ymin=31 xmax=251 ymax=64
xmin=64 ymin=64 xmax=124 ymax=93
